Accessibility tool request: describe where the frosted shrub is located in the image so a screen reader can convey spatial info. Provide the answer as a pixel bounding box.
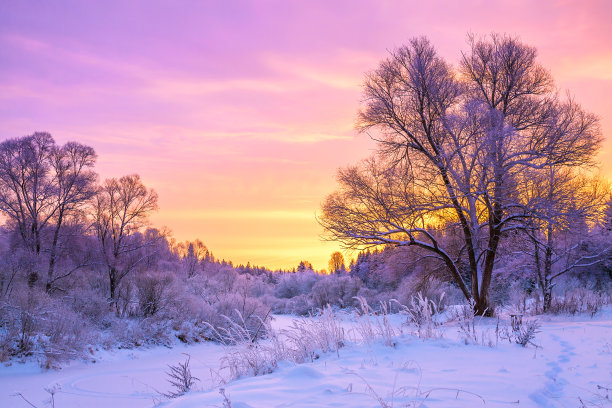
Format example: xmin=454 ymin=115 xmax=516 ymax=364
xmin=135 ymin=271 xmax=174 ymax=317
xmin=274 ymin=271 xmax=320 ymax=299
xmin=0 ymin=288 xmax=92 ymax=366
xmin=41 ymin=302 xmax=93 ymax=366
xmin=284 ymin=294 xmax=314 ymax=315
xmin=394 ymin=277 xmax=450 ymax=311
xmin=66 ymin=286 xmax=109 ymax=325
xmin=2 ymin=289 xmax=53 ymax=357
xmin=115 ymin=281 xmax=137 ymax=318
xmin=217 ymin=306 xmax=348 ymax=381
xmin=283 ymin=305 xmax=346 ymax=362
xmin=401 ymin=292 xmax=444 ymax=340
xmin=221 ymin=332 xmax=284 ymax=379
xmin=310 ymin=275 xmax=362 ymax=309
xmin=214 ymin=313 xmax=284 ymax=379
xmin=175 ymin=321 xmax=206 ymax=343
xmin=548 ymin=288 xmax=608 ymax=316
xmin=508 ymin=282 xmax=537 ymax=316
xmin=354 ymin=287 xmax=383 ymax=307
xmin=513 ymin=320 xmax=540 ymax=347
xmin=452 ymin=301 xmax=496 ymax=347
xmin=139 ymin=317 xmax=174 ymax=346
xmin=353 ymin=297 xmax=397 ymax=346
xmin=106 ymin=316 xmax=171 ymax=348
xmin=204 ymin=293 xmax=270 ymax=340
xmin=163 ymin=355 xmax=200 ymax=398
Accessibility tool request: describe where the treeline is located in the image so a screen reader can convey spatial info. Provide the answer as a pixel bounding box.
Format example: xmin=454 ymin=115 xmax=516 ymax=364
xmin=0 ymin=133 xmax=361 ymax=366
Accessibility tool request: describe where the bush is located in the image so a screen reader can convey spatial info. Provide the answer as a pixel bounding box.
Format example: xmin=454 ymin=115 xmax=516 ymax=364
xmin=274 ymin=271 xmax=320 ymax=299
xmin=394 ymin=276 xmax=453 ymax=311
xmin=548 ymin=288 xmax=609 ymax=316
xmin=310 ymin=275 xmax=361 ymax=309
xmin=0 ymin=287 xmax=93 ymax=366
xmin=400 ymin=292 xmax=444 ymax=340
xmin=135 ymin=271 xmax=174 ymax=317
xmin=202 ymin=293 xmax=270 ymax=341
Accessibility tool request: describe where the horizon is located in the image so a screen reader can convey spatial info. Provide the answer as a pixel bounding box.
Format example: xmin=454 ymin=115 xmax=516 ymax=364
xmin=1 ymin=0 xmax=611 ymax=270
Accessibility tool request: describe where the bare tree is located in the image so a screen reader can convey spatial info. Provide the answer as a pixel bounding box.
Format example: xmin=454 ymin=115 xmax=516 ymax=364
xmin=522 ymin=169 xmax=609 ymax=310
xmin=0 ymin=133 xmax=99 ymax=290
xmin=45 ymin=142 xmax=97 ymax=292
xmin=0 ymin=133 xmax=98 ymax=290
xmin=174 ymin=239 xmax=211 ymax=278
xmin=328 ymin=251 xmax=346 ymax=274
xmin=320 ymin=35 xmax=601 ymax=314
xmin=0 ymin=133 xmax=56 ymax=261
xmin=92 ymin=174 xmax=159 ymax=307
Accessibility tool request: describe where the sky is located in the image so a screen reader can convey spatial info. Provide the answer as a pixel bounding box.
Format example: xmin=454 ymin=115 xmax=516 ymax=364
xmin=1 ymin=0 xmax=611 ymax=271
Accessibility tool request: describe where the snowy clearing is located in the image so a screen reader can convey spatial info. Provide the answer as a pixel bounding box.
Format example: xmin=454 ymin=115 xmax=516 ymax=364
xmin=1 ymin=310 xmax=611 ymax=408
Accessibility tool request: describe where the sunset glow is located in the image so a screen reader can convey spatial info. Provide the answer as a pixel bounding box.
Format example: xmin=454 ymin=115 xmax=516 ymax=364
xmin=1 ymin=0 xmax=611 ymax=270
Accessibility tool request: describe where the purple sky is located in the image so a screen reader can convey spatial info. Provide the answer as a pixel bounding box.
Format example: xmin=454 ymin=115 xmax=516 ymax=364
xmin=1 ymin=0 xmax=611 ymax=270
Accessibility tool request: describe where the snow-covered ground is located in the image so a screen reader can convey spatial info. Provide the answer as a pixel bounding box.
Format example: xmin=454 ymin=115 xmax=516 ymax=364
xmin=2 ymin=311 xmax=611 ymax=408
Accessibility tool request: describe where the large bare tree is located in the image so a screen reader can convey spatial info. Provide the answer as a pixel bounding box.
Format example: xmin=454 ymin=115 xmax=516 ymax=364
xmin=320 ymin=35 xmax=601 ymax=314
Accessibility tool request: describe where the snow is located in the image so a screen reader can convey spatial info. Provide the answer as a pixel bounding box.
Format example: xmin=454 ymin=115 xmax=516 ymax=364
xmin=0 ymin=342 xmax=226 ymax=408
xmin=2 ymin=310 xmax=611 ymax=408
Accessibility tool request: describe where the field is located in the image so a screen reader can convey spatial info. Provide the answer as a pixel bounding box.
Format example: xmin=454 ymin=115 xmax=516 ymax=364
xmin=2 ymin=308 xmax=611 ymax=408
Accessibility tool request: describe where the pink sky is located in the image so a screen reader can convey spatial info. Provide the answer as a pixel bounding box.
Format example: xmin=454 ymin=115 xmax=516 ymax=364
xmin=1 ymin=0 xmax=611 ymax=270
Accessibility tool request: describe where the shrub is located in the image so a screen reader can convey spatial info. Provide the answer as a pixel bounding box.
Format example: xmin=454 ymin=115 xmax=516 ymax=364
xmin=310 ymin=275 xmax=361 ymax=309
xmin=353 ymin=297 xmax=397 ymax=346
xmin=400 ymin=292 xmax=444 ymax=340
xmin=163 ymin=355 xmax=200 ymax=398
xmin=548 ymin=288 xmax=608 ymax=316
xmin=135 ymin=271 xmax=174 ymax=317
xmin=274 ymin=271 xmax=319 ymax=299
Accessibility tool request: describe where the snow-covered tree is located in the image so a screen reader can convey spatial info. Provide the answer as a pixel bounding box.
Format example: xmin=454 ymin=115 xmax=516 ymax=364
xmin=521 ymin=169 xmax=609 ymax=310
xmin=92 ymin=174 xmax=159 ymax=307
xmin=0 ymin=133 xmax=97 ymax=289
xmin=320 ymin=34 xmax=602 ymax=314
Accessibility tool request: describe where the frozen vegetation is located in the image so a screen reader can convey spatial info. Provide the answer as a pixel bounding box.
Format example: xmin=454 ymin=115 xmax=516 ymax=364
xmin=1 ymin=302 xmax=611 ymax=408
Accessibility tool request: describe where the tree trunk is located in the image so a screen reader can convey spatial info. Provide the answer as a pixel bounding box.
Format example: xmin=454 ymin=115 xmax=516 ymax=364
xmin=543 ymin=227 xmax=553 ymax=312
xmin=109 ymin=266 xmax=117 ymax=306
xmin=45 ymin=212 xmax=63 ymax=293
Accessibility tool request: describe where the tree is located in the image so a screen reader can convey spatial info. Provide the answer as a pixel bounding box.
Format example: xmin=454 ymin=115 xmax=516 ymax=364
xmin=45 ymin=142 xmax=97 ymax=292
xmin=0 ymin=133 xmax=55 ymax=259
xmin=0 ymin=133 xmax=97 ymax=289
xmin=522 ymin=169 xmax=609 ymax=310
xmin=604 ymin=197 xmax=612 ymax=232
xmin=174 ymin=239 xmax=211 ymax=278
xmin=328 ymin=251 xmax=346 ymax=274
xmin=92 ymin=174 xmax=159 ymax=307
xmin=297 ymin=260 xmax=313 ymax=273
xmin=320 ymin=35 xmax=601 ymax=314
